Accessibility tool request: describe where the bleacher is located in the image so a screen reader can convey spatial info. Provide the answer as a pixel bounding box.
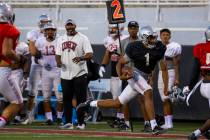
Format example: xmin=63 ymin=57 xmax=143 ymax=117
xmin=2 ymin=0 xmax=209 ymax=6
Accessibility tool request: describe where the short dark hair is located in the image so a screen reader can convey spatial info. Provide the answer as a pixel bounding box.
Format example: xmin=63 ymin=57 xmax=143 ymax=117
xmin=160 ymin=28 xmax=171 ymax=35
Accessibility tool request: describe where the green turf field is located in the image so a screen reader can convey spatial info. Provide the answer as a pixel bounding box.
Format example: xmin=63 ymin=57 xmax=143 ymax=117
xmin=0 ymin=121 xmax=203 ymax=140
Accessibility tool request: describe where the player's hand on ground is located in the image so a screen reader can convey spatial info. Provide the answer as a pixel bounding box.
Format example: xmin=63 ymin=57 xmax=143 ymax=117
xmin=98 ymin=66 xmax=106 ymax=77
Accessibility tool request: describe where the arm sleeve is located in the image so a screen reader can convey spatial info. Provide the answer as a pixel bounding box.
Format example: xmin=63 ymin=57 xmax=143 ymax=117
xmin=26 ymin=30 xmax=37 ymax=42
xmin=165 ymin=43 xmax=182 ymax=57
xmin=82 ymin=36 xmax=93 ymax=54
xmin=55 ymin=38 xmax=62 ymax=56
xmin=189 ymin=57 xmax=200 ymax=90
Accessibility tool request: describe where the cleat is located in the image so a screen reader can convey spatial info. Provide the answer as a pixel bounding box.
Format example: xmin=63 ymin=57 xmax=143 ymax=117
xmin=152 ymin=125 xmax=166 ymax=135
xmin=118 ymin=119 xmax=131 ymax=132
xmin=76 ymin=99 xmax=93 ymax=111
xmin=107 ymin=118 xmax=121 ymax=128
xmin=45 ymin=119 xmax=53 ymax=125
xmin=76 ymin=123 xmax=86 ymax=130
xmin=188 ymin=133 xmax=197 ymax=140
xmin=203 ymin=130 xmax=210 ymax=139
xmin=160 ymin=124 xmax=173 ymax=129
xmin=56 ymin=118 xmax=62 ymax=125
xmin=59 ymin=123 xmax=74 ymax=130
xmin=12 ymin=119 xmax=21 ymax=125
xmin=21 ymin=118 xmax=33 ymax=125
xmin=142 ymin=123 xmax=152 ymax=133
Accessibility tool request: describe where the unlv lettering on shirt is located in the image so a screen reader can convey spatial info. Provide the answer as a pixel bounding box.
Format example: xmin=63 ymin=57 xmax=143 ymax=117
xmin=62 ymin=41 xmax=77 ymax=52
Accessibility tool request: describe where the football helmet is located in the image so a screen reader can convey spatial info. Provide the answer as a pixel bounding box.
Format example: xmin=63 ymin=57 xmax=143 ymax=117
xmin=43 ymin=22 xmax=56 ymax=40
xmin=169 ymin=86 xmax=187 ymax=103
xmin=43 ymin=22 xmax=56 ymax=30
xmin=38 ymin=14 xmax=52 ymax=29
xmin=139 ymin=26 xmax=157 ymax=49
xmin=0 ymin=3 xmax=15 ymax=24
xmin=205 ymin=26 xmax=210 ymax=41
xmin=108 ymin=24 xmax=124 ymax=37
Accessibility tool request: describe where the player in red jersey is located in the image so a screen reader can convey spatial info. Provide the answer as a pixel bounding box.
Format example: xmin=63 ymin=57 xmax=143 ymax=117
xmin=184 ymin=26 xmax=210 ymax=140
xmin=0 ymin=3 xmax=24 ymax=127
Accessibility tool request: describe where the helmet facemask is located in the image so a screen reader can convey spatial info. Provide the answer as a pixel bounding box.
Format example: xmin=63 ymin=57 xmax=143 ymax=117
xmin=0 ymin=3 xmax=14 ymax=24
xmin=140 ymin=26 xmax=158 ymax=49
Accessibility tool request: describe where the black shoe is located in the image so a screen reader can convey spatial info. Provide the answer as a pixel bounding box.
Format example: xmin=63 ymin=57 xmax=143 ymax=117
xmin=142 ymin=123 xmax=152 ymax=133
xmin=188 ymin=133 xmax=197 ymax=140
xmin=118 ymin=119 xmax=131 ymax=132
xmin=45 ymin=119 xmax=53 ymax=125
xmin=107 ymin=118 xmax=121 ymax=128
xmin=203 ymin=130 xmax=210 ymax=139
xmin=12 ymin=119 xmax=21 ymax=125
xmin=152 ymin=125 xmax=165 ymax=135
xmin=76 ymin=99 xmax=93 ymax=111
xmin=56 ymin=118 xmax=62 ymax=125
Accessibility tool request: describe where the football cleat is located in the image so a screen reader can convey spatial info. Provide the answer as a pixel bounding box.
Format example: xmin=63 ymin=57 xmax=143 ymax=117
xmin=76 ymin=99 xmax=93 ymax=111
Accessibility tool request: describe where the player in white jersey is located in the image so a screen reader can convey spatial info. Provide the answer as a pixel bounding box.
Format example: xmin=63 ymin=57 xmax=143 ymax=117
xmin=56 ymin=19 xmax=93 ymax=130
xmin=34 ymin=23 xmax=63 ymax=125
xmin=22 ymin=14 xmax=52 ymax=124
xmin=158 ymin=28 xmax=182 ymax=129
xmin=99 ymin=24 xmax=127 ymax=128
xmin=11 ymin=42 xmax=30 ymax=123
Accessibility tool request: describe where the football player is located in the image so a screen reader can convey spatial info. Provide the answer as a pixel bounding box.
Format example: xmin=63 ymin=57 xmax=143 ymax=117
xmin=22 ymin=14 xmax=52 ymax=124
xmin=185 ymin=26 xmax=210 ymax=140
xmin=77 ymin=26 xmax=168 ymax=135
xmin=34 ymin=22 xmax=63 ymax=125
xmin=158 ymin=28 xmax=182 ymax=129
xmin=0 ymin=3 xmax=23 ymax=127
xmin=11 ymin=42 xmax=30 ymax=124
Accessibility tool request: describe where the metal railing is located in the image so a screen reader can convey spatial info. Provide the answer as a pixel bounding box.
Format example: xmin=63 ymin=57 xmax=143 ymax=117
xmin=1 ymin=0 xmax=209 ymax=6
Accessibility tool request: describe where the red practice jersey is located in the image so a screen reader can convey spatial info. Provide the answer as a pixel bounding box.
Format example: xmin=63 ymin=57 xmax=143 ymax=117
xmin=193 ymin=42 xmax=210 ymax=72
xmin=0 ymin=23 xmax=20 ymax=64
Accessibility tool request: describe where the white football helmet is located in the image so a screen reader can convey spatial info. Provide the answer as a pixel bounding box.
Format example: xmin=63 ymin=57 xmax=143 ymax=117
xmin=38 ymin=14 xmax=52 ymax=29
xmin=0 ymin=3 xmax=15 ymax=24
xmin=205 ymin=26 xmax=210 ymax=42
xmin=108 ymin=23 xmax=124 ymax=37
xmin=43 ymin=22 xmax=56 ymax=30
xmin=139 ymin=26 xmax=157 ymax=49
xmin=43 ymin=22 xmax=57 ymax=40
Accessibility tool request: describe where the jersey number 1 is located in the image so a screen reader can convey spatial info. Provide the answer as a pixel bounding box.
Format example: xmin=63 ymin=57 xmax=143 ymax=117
xmin=145 ymin=53 xmax=150 ymax=66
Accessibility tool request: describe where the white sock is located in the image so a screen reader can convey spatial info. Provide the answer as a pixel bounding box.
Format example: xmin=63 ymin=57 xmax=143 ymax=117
xmin=90 ymin=100 xmax=98 ymax=107
xmin=0 ymin=117 xmax=6 ymax=127
xmin=125 ymin=121 xmax=130 ymax=127
xmin=164 ymin=116 xmax=167 ymax=125
xmin=57 ymin=111 xmax=63 ymax=119
xmin=166 ymin=115 xmax=173 ymax=126
xmin=27 ymin=111 xmax=33 ymax=118
xmin=150 ymin=119 xmax=157 ymax=130
xmin=45 ymin=112 xmax=53 ymax=121
xmin=144 ymin=121 xmax=150 ymax=125
xmin=193 ymin=129 xmax=201 ymax=137
xmin=117 ymin=113 xmax=124 ymax=119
